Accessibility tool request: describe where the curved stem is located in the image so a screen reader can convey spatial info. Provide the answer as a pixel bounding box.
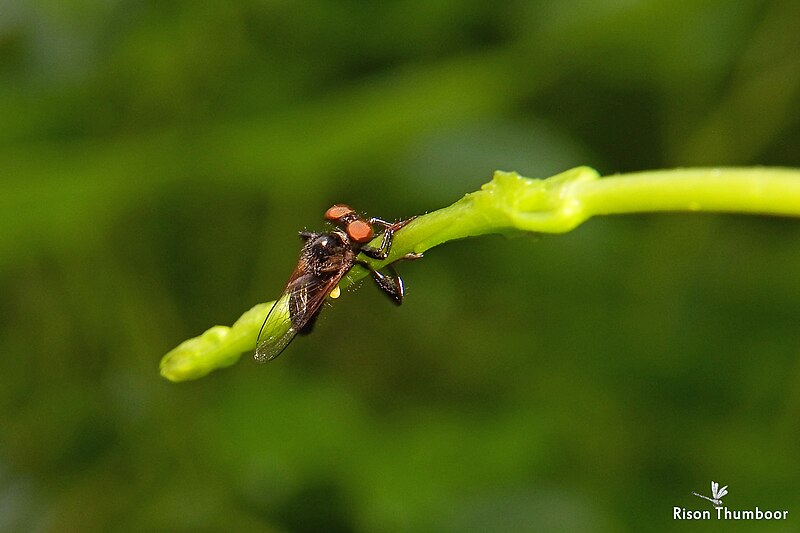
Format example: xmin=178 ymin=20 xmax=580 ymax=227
xmin=161 ymin=166 xmax=800 ymax=381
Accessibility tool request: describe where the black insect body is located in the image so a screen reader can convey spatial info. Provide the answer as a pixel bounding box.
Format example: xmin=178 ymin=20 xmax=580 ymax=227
xmin=254 ymin=204 xmax=419 ymax=363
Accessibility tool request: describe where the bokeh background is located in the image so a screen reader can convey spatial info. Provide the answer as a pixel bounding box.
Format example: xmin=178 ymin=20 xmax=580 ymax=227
xmin=2 ymin=1 xmax=800 ymax=531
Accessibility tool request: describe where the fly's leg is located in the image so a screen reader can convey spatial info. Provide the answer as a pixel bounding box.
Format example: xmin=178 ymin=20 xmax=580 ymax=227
xmin=356 ymin=214 xmax=421 ymax=302
xmin=361 ymin=216 xmax=418 ymax=260
xmin=360 ymin=238 xmax=391 ymax=260
xmin=356 ymin=250 xmax=423 ymax=305
xmin=358 ymin=261 xmax=405 ymax=305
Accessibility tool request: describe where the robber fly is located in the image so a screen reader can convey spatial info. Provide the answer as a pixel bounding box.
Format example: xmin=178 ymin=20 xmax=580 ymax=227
xmin=254 ymin=204 xmax=420 ymax=363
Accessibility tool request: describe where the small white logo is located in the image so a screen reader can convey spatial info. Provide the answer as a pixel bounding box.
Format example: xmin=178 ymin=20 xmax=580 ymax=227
xmin=674 ymin=481 xmax=789 ymax=521
xmin=692 ymin=480 xmax=728 ymax=508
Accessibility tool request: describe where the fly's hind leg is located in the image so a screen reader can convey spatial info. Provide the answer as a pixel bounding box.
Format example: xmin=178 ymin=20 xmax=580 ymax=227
xmin=362 ymin=262 xmax=405 ymax=305
xmin=358 ymin=250 xmax=423 ymax=305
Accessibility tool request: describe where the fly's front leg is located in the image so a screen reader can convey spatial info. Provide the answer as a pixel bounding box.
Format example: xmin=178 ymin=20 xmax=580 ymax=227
xmin=361 ymin=216 xmax=418 ymax=260
xmin=360 ymin=232 xmax=393 ymax=260
xmin=367 ymin=217 xmax=393 ymax=234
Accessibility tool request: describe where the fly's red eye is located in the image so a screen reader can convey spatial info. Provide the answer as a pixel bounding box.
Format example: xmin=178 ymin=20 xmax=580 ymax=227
xmin=325 ymin=204 xmax=353 ymax=221
xmin=347 ymin=220 xmax=374 ymax=243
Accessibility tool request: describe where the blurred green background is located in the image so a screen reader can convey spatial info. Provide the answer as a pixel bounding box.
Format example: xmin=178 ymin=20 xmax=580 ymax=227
xmin=2 ymin=1 xmax=799 ymax=531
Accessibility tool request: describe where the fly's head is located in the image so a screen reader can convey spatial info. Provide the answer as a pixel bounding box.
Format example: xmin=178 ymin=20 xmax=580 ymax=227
xmin=325 ymin=204 xmax=374 ymax=246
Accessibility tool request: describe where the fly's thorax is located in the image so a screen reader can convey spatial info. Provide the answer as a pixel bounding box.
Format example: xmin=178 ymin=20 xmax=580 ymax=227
xmin=302 ymin=230 xmax=355 ymax=274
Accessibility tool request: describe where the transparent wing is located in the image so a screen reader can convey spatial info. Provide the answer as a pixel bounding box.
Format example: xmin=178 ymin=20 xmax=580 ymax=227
xmin=254 ymin=270 xmax=345 ymax=363
xmin=254 ymin=292 xmax=298 ymax=363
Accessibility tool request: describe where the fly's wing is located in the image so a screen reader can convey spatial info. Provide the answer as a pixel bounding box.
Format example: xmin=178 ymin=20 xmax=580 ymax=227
xmin=254 ymin=269 xmax=344 ymax=363
xmin=254 ymin=292 xmax=296 ymax=363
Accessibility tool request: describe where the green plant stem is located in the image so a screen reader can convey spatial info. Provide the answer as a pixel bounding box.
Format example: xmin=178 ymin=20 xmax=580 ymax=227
xmin=579 ymin=168 xmax=800 ymax=218
xmin=160 ymin=166 xmax=800 ymax=381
